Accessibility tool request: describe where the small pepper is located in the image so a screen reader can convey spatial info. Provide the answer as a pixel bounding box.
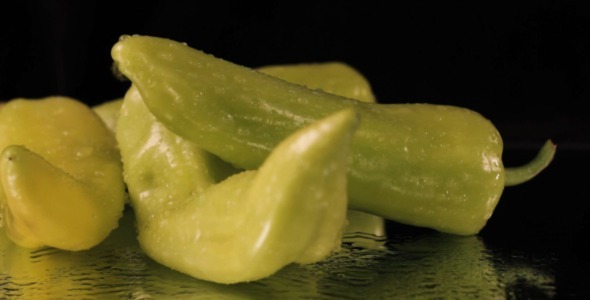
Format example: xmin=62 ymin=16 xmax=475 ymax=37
xmin=0 ymin=97 xmax=126 ymax=250
xmin=112 ymin=35 xmax=555 ymax=236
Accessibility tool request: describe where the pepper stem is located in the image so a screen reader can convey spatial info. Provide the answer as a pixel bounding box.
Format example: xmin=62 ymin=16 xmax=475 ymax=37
xmin=504 ymin=140 xmax=556 ymax=186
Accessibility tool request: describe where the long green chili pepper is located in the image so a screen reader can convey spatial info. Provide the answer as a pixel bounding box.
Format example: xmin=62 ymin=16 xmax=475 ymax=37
xmin=112 ymin=35 xmax=555 ymax=236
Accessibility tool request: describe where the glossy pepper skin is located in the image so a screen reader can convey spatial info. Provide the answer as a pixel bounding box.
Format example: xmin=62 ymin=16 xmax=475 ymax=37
xmin=112 ymin=35 xmax=554 ymax=236
xmin=258 ymin=62 xmax=385 ymax=237
xmin=257 ymin=62 xmax=376 ymax=103
xmin=93 ymin=62 xmax=385 ymax=240
xmin=117 ymin=85 xmax=359 ymax=283
xmin=0 ymin=97 xmax=126 ymax=250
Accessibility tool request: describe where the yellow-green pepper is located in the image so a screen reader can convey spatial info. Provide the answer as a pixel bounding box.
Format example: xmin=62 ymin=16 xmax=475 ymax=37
xmin=112 ymin=35 xmax=555 ymax=236
xmin=106 ymin=61 xmax=384 ymax=237
xmin=93 ymin=98 xmax=123 ymax=133
xmin=257 ymin=62 xmax=385 ymax=237
xmin=113 ymin=60 xmax=386 ymax=283
xmin=0 ymin=97 xmax=126 ymax=250
xmin=118 ymin=84 xmax=359 ymax=283
xmin=257 ymin=62 xmax=376 ymax=103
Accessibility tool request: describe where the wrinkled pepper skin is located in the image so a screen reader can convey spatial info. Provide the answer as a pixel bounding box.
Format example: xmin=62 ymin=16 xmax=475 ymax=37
xmin=112 ymin=35 xmax=512 ymax=236
xmin=0 ymin=97 xmax=126 ymax=250
xmin=117 ymin=85 xmax=359 ymax=283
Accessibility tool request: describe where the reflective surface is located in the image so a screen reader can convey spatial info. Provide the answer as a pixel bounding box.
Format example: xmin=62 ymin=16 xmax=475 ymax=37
xmin=1 ymin=146 xmax=588 ymax=300
xmin=0 ymin=207 xmax=561 ymax=299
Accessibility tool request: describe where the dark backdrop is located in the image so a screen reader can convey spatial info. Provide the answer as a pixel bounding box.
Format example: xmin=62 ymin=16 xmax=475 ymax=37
xmin=1 ymin=1 xmax=589 ymax=150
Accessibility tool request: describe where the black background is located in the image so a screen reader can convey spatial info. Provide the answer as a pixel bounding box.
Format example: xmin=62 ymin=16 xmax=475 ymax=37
xmin=1 ymin=1 xmax=589 ymax=298
xmin=1 ymin=1 xmax=588 ymax=150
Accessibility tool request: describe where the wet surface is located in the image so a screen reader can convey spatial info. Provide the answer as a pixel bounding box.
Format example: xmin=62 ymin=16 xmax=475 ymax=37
xmin=3 ymin=155 xmax=585 ymax=300
xmin=0 ymin=214 xmax=556 ymax=299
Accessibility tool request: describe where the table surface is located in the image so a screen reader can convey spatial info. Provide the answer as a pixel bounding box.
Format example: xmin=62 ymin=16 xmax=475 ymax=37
xmin=1 ymin=149 xmax=587 ymax=299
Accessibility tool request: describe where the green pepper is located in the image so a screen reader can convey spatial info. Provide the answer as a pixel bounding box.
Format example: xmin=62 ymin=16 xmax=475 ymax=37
xmin=0 ymin=97 xmax=126 ymax=250
xmin=257 ymin=62 xmax=376 ymax=103
xmin=112 ymin=35 xmax=555 ymax=236
xmin=112 ymin=62 xmax=383 ymax=283
xmin=93 ymin=98 xmax=123 ymax=133
xmin=117 ymin=86 xmax=238 ymax=222
xmin=257 ymin=62 xmax=385 ymax=238
xmin=118 ymin=85 xmax=359 ymax=283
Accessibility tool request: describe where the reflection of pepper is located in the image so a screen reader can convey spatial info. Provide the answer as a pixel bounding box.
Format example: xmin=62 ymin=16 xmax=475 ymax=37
xmin=0 ymin=216 xmax=556 ymax=298
xmin=112 ymin=35 xmax=555 ymax=235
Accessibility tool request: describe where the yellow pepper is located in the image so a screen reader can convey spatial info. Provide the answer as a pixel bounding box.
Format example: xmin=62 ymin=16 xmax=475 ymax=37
xmin=0 ymin=97 xmax=126 ymax=251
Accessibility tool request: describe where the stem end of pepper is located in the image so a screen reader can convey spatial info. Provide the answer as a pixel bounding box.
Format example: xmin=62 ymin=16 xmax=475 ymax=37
xmin=504 ymin=139 xmax=556 ymax=187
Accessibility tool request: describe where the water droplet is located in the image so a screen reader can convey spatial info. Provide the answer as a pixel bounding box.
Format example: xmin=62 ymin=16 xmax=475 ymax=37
xmin=76 ymin=147 xmax=93 ymax=158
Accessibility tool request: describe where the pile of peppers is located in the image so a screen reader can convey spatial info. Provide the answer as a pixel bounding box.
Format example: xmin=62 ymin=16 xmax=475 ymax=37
xmin=0 ymin=35 xmax=555 ymax=284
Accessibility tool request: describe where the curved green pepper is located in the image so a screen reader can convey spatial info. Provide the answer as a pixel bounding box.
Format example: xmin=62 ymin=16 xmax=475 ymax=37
xmin=0 ymin=97 xmax=126 ymax=250
xmin=117 ymin=86 xmax=238 ymax=221
xmin=110 ymin=62 xmax=385 ymax=283
xmin=118 ymin=85 xmax=359 ymax=283
xmin=112 ymin=35 xmax=555 ymax=236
